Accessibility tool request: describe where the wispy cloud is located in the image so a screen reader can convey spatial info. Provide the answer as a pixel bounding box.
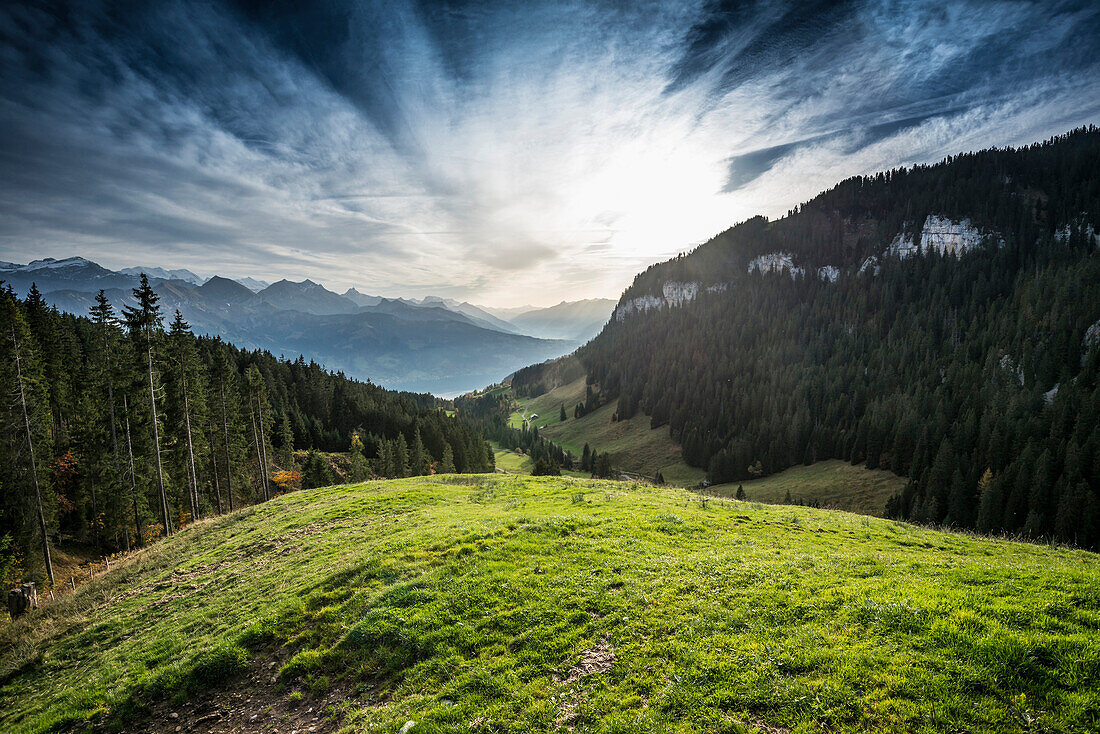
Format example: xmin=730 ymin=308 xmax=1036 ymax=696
xmin=1 ymin=0 xmax=1097 ymax=306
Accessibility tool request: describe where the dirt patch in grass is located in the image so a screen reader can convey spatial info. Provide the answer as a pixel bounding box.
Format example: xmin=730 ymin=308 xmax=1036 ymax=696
xmin=128 ymin=650 xmax=350 ymax=734
xmin=552 ymin=640 xmax=616 ymax=730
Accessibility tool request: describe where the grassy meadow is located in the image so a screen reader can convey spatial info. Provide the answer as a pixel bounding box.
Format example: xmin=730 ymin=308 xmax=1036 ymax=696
xmin=709 ymin=460 xmax=909 ymax=517
xmin=509 ymin=379 xmax=706 ymax=486
xmin=2 ymin=475 xmax=1098 ymax=733
xmin=491 ymin=444 xmax=588 ymax=480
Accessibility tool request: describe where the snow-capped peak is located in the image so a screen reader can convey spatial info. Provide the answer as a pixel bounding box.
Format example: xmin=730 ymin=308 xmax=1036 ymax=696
xmin=23 ymin=256 xmax=95 ymax=271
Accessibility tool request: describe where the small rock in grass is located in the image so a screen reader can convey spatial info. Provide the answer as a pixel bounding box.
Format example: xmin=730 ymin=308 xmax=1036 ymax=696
xmin=399 ymin=721 xmax=417 ymax=734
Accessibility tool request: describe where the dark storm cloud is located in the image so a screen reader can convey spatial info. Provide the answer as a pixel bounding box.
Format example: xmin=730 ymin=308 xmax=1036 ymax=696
xmin=666 ymin=0 xmax=857 ymax=96
xmin=0 ymin=0 xmax=1097 ymax=305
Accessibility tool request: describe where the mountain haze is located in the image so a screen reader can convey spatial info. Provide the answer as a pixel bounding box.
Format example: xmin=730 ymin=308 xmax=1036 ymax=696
xmin=0 ymin=259 xmax=589 ymax=395
xmin=257 ymin=279 xmax=359 ymax=315
xmin=507 ymin=298 xmax=616 ymax=341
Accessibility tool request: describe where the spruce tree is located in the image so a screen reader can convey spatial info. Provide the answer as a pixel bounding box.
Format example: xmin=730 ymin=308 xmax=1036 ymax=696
xmin=277 ymin=413 xmax=296 ymax=469
xmin=212 ymin=350 xmax=239 ymax=511
xmin=348 ymin=432 xmax=369 ymax=481
xmin=440 ymin=443 xmax=456 ymax=473
xmin=89 ymin=291 xmax=124 ymax=546
xmin=410 ymin=429 xmax=429 ymax=476
xmin=121 ymin=274 xmax=172 ymax=537
xmin=167 ymin=311 xmax=203 ymax=522
xmin=245 ymin=365 xmax=271 ymax=501
xmin=394 ymin=434 xmax=410 ymax=478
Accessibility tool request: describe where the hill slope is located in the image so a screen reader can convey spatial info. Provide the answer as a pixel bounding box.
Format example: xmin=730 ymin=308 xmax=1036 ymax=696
xmin=3 ymin=475 xmax=1098 ymax=733
xmin=515 ymin=127 xmax=1100 ymax=547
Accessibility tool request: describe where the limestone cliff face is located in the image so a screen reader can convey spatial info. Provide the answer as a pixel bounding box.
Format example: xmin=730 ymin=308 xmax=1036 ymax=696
xmin=748 ymin=252 xmax=803 ymax=278
xmin=613 ymin=213 xmax=1021 ymax=323
xmin=889 ymin=215 xmax=1001 ymax=258
xmin=614 ymin=281 xmax=698 ymax=320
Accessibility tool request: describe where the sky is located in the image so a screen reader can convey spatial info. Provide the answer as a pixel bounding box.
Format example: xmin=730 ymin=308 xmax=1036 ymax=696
xmin=1 ymin=1 xmax=1098 ymax=307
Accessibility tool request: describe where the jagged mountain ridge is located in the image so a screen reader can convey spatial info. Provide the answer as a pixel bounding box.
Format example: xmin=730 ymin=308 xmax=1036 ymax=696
xmin=118 ymin=265 xmax=206 ymax=285
xmin=2 ymin=257 xmax=614 ymax=344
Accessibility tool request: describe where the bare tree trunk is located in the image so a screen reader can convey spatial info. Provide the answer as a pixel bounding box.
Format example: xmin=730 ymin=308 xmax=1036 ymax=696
xmin=219 ymin=375 xmax=234 ymax=511
xmin=209 ymin=433 xmax=222 ymax=514
xmin=122 ymin=392 xmax=143 ymax=546
xmin=145 ymin=336 xmax=171 ymax=537
xmin=249 ymin=393 xmax=268 ymax=501
xmin=102 ymin=322 xmax=120 ymax=551
xmin=12 ymin=325 xmax=53 ymax=586
xmin=181 ymin=369 xmax=199 ymax=522
xmin=255 ymin=393 xmax=271 ymax=497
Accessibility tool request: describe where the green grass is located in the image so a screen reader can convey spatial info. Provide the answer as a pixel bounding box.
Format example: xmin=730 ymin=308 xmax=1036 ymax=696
xmin=710 ymin=460 xmax=908 ymax=517
xmin=3 ymin=475 xmax=1099 ymax=733
xmin=492 ymin=443 xmax=588 ymax=480
xmin=510 ymin=380 xmax=706 ymax=486
xmin=493 ymin=446 xmax=536 ymax=474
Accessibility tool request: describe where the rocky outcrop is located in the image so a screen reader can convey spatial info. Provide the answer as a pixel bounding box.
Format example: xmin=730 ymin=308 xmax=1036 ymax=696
xmin=858 ymin=256 xmax=881 ymax=276
xmin=1084 ymin=319 xmax=1100 ymax=365
xmin=614 ymin=281 xmax=701 ymax=321
xmin=890 ymin=215 xmax=1001 ymax=258
xmin=747 ymin=252 xmax=804 ymax=278
xmin=817 ymin=265 xmax=840 ymax=282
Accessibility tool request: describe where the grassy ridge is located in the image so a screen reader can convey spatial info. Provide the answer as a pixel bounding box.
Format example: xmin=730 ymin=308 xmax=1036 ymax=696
xmin=2 ymin=475 xmax=1098 ymax=733
xmin=509 ymin=379 xmax=706 ymax=485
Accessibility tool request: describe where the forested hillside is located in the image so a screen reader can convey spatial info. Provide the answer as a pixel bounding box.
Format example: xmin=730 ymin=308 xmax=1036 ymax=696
xmin=0 ymin=277 xmax=493 ymax=585
xmin=525 ymin=128 xmax=1100 ymax=547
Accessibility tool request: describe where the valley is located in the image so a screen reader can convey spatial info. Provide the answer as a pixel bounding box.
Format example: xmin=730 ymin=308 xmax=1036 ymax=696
xmin=500 ymin=380 xmax=903 ymax=515
xmin=506 ymin=377 xmax=705 ymax=486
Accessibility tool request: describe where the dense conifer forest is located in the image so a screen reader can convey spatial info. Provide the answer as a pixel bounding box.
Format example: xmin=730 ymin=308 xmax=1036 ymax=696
xmin=0 ymin=277 xmax=493 ymax=584
xmin=532 ymin=128 xmax=1100 ymax=547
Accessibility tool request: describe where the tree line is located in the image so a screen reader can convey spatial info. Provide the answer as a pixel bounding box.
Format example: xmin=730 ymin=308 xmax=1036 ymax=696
xmin=1 ymin=275 xmax=494 ymax=586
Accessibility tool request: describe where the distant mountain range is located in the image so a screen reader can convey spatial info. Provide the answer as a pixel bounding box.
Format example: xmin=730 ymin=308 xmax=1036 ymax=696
xmin=0 ymin=256 xmax=613 ymax=395
xmin=505 ymin=299 xmax=616 ymax=341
